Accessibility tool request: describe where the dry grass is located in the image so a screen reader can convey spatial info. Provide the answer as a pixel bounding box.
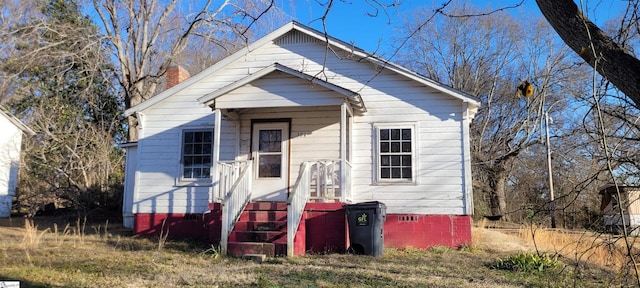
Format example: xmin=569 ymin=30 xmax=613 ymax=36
xmin=513 ymin=225 xmax=640 ymax=272
xmin=0 ymin=216 xmax=635 ymax=287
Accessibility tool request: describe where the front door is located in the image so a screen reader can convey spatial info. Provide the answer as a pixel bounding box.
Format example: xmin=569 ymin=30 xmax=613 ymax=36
xmin=251 ymin=122 xmax=289 ymax=201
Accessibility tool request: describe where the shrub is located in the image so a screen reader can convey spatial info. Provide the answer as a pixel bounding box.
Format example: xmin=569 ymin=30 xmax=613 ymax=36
xmin=492 ymin=252 xmax=561 ymax=273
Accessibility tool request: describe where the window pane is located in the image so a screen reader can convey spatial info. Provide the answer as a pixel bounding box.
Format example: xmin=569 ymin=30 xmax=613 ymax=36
xmin=402 ymin=129 xmax=411 ymax=140
xmin=380 ymin=155 xmax=390 ymax=166
xmin=259 ymin=155 xmax=281 ymax=178
xmin=402 ymin=168 xmax=412 ymax=179
xmin=259 ymin=130 xmax=282 ymax=152
xmin=380 ymin=129 xmax=389 ymax=140
xmin=203 ymin=132 xmax=212 ymax=142
xmin=183 ymin=168 xmax=193 ymax=178
xmin=185 ymin=132 xmax=194 ymax=143
xmin=402 ymin=142 xmax=411 ymax=152
xmin=184 ymin=144 xmax=193 ymax=154
xmin=391 ymin=155 xmax=401 ymax=166
xmin=402 ymin=155 xmax=411 ymax=166
xmin=391 ymin=142 xmax=400 ymax=152
xmin=380 ymin=142 xmax=389 ymax=153
xmin=203 ymin=144 xmax=212 ymax=153
xmin=391 ymin=129 xmax=400 ymax=140
xmin=381 ymin=168 xmax=390 ymax=178
xmin=194 ymin=144 xmax=202 ymax=154
xmin=391 ymin=168 xmax=401 ymax=178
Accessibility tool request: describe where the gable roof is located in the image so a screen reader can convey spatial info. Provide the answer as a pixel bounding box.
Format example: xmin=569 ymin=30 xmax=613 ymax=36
xmin=197 ymin=62 xmax=366 ymax=112
xmin=0 ymin=106 xmax=35 ymax=136
xmin=125 ymin=21 xmax=480 ymax=117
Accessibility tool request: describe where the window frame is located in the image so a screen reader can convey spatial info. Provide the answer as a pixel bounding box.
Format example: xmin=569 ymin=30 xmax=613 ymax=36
xmin=373 ymin=123 xmax=418 ymax=185
xmin=178 ymin=128 xmax=214 ymax=185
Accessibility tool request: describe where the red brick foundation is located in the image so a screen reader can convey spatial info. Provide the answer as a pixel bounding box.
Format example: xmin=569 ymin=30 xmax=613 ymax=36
xmin=384 ymin=214 xmax=472 ymax=249
xmin=132 ymin=204 xmax=471 ymax=253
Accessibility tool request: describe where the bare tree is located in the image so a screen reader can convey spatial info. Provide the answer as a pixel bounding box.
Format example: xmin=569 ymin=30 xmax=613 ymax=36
xmin=90 ymin=0 xmax=281 ymax=141
xmin=535 ymin=0 xmax=640 ymax=108
xmin=396 ymin=4 xmax=590 ymax=219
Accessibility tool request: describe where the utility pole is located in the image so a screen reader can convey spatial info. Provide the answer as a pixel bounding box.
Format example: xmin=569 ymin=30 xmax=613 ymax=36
xmin=545 ymin=110 xmax=556 ymax=228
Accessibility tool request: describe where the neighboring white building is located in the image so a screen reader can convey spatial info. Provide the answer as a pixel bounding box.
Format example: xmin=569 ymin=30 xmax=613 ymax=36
xmin=0 ymin=107 xmax=34 ymax=217
xmin=600 ymin=184 xmax=640 ymax=235
xmin=122 ymin=21 xmax=480 ymax=255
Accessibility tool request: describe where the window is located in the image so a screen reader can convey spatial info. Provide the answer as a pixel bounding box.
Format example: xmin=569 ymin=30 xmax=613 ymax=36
xmin=374 ymin=124 xmax=416 ymax=183
xmin=181 ymin=130 xmax=213 ymax=180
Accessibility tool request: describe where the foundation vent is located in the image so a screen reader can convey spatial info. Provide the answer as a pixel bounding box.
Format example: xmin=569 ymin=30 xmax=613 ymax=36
xmin=398 ymin=215 xmax=419 ymax=222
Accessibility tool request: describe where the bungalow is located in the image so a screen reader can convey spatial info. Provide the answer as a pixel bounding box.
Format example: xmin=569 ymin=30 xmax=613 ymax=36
xmin=0 ymin=107 xmax=35 ymax=217
xmin=122 ymin=21 xmax=480 ymax=256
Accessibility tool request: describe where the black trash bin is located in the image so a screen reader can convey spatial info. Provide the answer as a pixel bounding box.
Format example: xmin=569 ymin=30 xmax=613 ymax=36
xmin=344 ymin=201 xmax=386 ymax=256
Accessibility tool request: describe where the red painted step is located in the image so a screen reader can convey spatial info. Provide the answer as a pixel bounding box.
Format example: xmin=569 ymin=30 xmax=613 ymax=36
xmin=229 ymin=230 xmax=286 ymax=243
xmin=238 ymin=210 xmax=287 ymax=222
xmin=227 ymin=202 xmax=290 ymax=257
xmin=233 ymin=221 xmax=287 ymax=231
xmin=244 ymin=202 xmax=287 ymax=211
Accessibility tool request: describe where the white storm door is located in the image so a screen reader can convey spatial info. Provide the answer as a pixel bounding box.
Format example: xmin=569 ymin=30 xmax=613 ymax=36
xmin=251 ymin=122 xmax=289 ymax=201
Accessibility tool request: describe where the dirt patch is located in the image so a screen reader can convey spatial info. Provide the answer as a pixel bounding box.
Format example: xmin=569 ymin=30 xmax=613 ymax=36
xmin=472 ymin=227 xmax=533 ymax=253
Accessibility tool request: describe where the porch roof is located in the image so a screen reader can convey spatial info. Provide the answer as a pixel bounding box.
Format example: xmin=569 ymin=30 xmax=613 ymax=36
xmin=197 ymin=63 xmax=366 ymax=113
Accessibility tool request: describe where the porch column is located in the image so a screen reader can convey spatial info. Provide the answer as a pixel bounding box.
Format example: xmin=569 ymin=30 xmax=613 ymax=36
xmin=340 ymin=103 xmax=353 ymax=202
xmin=461 ymin=103 xmax=473 ymax=214
xmin=212 ymin=108 xmax=222 ymax=202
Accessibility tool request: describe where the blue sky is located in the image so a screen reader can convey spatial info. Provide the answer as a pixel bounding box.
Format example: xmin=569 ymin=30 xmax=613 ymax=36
xmin=273 ymin=0 xmax=537 ymax=54
xmin=273 ymin=0 xmax=627 ymax=57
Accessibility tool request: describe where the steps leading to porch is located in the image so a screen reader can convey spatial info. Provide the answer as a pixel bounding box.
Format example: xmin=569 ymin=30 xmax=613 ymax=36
xmin=227 ymin=202 xmax=288 ymax=257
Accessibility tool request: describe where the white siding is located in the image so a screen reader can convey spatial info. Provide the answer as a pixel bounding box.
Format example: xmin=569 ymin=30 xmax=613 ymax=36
xmin=0 ymin=115 xmax=23 ymax=217
xmin=131 ymin=32 xmax=472 ymax=216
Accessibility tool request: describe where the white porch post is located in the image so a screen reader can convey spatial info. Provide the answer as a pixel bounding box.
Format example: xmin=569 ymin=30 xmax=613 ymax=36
xmin=212 ymin=109 xmax=222 ymax=202
xmin=461 ymin=103 xmax=473 ymax=215
xmin=340 ymin=103 xmax=353 ymax=202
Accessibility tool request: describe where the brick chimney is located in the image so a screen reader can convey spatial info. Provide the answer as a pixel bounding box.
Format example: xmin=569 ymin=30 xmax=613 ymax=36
xmin=166 ymin=65 xmax=190 ymax=90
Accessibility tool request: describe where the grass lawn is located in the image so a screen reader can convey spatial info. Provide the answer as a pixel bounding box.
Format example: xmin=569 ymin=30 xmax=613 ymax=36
xmin=0 ymin=216 xmax=635 ymax=287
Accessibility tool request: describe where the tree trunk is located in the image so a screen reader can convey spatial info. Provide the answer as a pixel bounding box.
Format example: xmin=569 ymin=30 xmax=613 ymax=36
xmin=488 ymin=168 xmax=509 ymax=220
xmin=535 ymin=0 xmax=640 ymax=108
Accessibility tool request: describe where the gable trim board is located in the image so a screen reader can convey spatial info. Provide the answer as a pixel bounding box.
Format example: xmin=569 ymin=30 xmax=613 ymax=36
xmin=123 ymin=21 xmax=479 ymax=253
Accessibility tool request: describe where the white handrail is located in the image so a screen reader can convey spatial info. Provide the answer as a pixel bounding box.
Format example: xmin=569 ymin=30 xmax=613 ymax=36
xmin=220 ymin=160 xmax=252 ymax=255
xmin=217 ymin=161 xmax=247 ymax=201
xmin=287 ymin=162 xmax=312 ymax=256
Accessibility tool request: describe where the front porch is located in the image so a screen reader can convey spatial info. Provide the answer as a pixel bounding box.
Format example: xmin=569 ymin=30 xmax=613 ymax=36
xmin=213 ymin=159 xmax=351 ymax=257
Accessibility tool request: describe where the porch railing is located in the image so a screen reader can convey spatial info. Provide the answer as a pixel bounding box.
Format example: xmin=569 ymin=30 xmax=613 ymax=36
xmin=287 ymin=161 xmax=312 ymax=256
xmin=309 ymin=160 xmax=352 ymax=202
xmin=220 ymin=160 xmax=252 ymax=255
xmin=217 ymin=161 xmax=250 ymax=201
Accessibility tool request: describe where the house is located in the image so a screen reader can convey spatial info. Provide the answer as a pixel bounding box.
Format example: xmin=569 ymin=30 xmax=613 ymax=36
xmin=122 ymin=21 xmax=480 ymax=256
xmin=600 ymin=184 xmax=640 ymax=235
xmin=0 ymin=107 xmax=34 ymax=217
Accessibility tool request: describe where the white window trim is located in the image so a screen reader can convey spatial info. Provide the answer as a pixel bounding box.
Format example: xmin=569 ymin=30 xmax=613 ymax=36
xmin=176 ymin=127 xmax=214 ymax=186
xmin=372 ymin=122 xmax=418 ymax=185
